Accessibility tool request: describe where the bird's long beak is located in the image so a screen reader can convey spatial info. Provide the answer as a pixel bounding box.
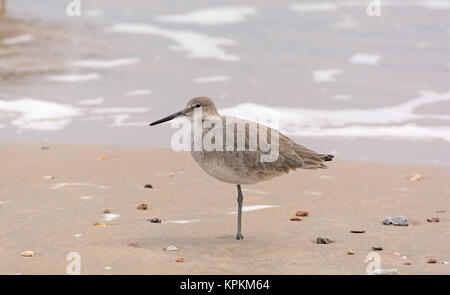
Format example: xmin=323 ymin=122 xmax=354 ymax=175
xmin=149 ymin=108 xmax=190 ymax=126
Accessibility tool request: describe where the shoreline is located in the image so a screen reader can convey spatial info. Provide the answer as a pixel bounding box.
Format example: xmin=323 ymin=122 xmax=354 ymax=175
xmin=1 ymin=144 xmax=449 ymax=274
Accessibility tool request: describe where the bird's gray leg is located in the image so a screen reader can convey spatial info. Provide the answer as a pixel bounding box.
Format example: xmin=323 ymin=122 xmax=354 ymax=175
xmin=236 ymin=184 xmax=244 ymax=240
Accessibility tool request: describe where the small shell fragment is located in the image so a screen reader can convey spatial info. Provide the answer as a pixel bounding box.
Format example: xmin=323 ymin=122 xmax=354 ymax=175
xmin=403 ymin=262 xmax=411 ymax=266
xmin=295 ymin=211 xmax=309 ymax=217
xmin=426 ymin=217 xmax=440 ymax=223
xmin=382 ymin=216 xmax=409 ymax=226
xmin=44 ymin=176 xmax=55 ymax=180
xmin=93 ymin=222 xmax=106 ymax=227
xmin=372 ymin=268 xmax=398 ymax=275
xmin=20 ymin=251 xmax=34 ymax=257
xmin=175 ymin=258 xmax=184 ymax=263
xmin=103 ymin=266 xmax=111 ymax=270
xmin=127 ymin=242 xmax=140 ymax=247
xmin=74 ymin=233 xmax=82 ymax=238
xmin=350 ymin=230 xmax=365 ymax=233
xmin=168 ymin=172 xmax=175 ymax=177
xmin=427 ymin=258 xmax=437 ymax=264
xmin=442 ymin=260 xmax=449 ymax=265
xmin=148 ymin=218 xmax=162 ymax=223
xmin=98 ymin=155 xmax=107 ymax=160
xmin=393 ymin=252 xmax=401 ymax=257
xmin=372 ymin=246 xmax=383 ymax=251
xmin=103 ymin=208 xmax=112 ymax=214
xmin=408 ymin=173 xmax=423 ymax=181
xmin=347 ymin=249 xmax=354 ymax=255
xmin=165 ymin=245 xmax=178 ymax=251
xmin=290 ymin=216 xmax=302 ymax=221
xmin=137 ymin=203 xmax=148 ymax=210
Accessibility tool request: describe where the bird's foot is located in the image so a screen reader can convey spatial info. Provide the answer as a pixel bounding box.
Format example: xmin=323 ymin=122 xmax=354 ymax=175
xmin=235 ymin=233 xmax=244 ymax=240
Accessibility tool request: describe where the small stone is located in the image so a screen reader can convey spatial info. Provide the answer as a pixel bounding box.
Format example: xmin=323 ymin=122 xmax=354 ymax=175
xmin=393 ymin=252 xmax=401 ymax=257
xmin=372 ymin=246 xmax=383 ymax=251
xmin=427 ymin=217 xmax=440 ymax=223
xmin=168 ymin=172 xmax=175 ymax=177
xmin=176 ymin=258 xmax=184 ymax=263
xmin=20 ymin=250 xmax=34 ymax=257
xmin=316 ymin=237 xmax=332 ymax=244
xmin=74 ymin=233 xmax=82 ymax=238
xmin=103 ymin=208 xmax=112 ymax=214
xmin=435 ymin=210 xmax=446 ymax=213
xmin=442 ymin=260 xmax=449 ymax=265
xmin=347 ymin=249 xmax=354 ymax=255
xmin=137 ymin=203 xmax=148 ymax=210
xmin=41 ymin=146 xmax=50 ymax=150
xmin=98 ymin=155 xmax=107 ymax=160
xmin=403 ymin=262 xmax=411 ymax=266
xmin=93 ymin=222 xmax=106 ymax=227
xmin=103 ymin=266 xmax=111 ymax=270
xmin=427 ymin=258 xmax=437 ymax=264
xmin=290 ymin=216 xmax=302 ymax=221
xmin=148 ymin=218 xmax=162 ymax=223
xmin=401 ymin=256 xmax=408 ymax=260
xmin=44 ymin=176 xmax=55 ymax=180
xmin=165 ymin=245 xmax=178 ymax=251
xmin=127 ymin=242 xmax=140 ymax=247
xmin=144 ymin=184 xmax=153 ymax=189
xmin=382 ymin=216 xmax=409 ymax=226
xmin=295 ymin=211 xmax=309 ymax=217
xmin=409 ymin=173 xmax=423 ymax=181
xmin=350 ymin=230 xmax=365 ymax=233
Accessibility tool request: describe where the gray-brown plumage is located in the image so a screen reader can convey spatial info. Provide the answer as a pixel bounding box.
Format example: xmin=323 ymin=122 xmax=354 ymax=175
xmin=150 ymin=96 xmax=334 ymax=239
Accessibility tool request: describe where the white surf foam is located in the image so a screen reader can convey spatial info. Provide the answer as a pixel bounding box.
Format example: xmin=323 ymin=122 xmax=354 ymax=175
xmin=0 ymin=99 xmax=81 ymax=130
xmin=107 ymin=23 xmax=239 ymax=62
xmin=313 ymin=69 xmax=342 ymax=82
xmin=67 ymin=58 xmax=139 ymax=68
xmin=290 ymin=1 xmax=450 ymax=12
xmin=226 ymin=205 xmax=279 ymax=215
xmin=78 ymin=97 xmax=105 ymax=105
xmin=220 ymin=91 xmax=450 ymax=142
xmin=156 ymin=6 xmax=256 ymax=25
xmin=193 ymin=75 xmax=230 ymax=83
xmin=289 ymin=3 xmax=339 ymax=12
xmin=91 ymin=107 xmax=148 ymax=114
xmin=125 ymin=89 xmax=152 ymax=96
xmin=2 ymin=34 xmax=34 ymax=45
xmin=349 ymin=53 xmax=381 ymax=66
xmin=48 ymin=73 xmax=100 ymax=82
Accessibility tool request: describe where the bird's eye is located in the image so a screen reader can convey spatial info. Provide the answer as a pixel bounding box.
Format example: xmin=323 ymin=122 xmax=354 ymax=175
xmin=193 ymin=103 xmax=202 ymax=108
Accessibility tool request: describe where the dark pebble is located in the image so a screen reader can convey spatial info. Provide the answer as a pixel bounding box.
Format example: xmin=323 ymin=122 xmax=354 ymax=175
xmin=144 ymin=184 xmax=153 ymax=189
xmin=148 ymin=218 xmax=162 ymax=223
xmin=316 ymin=237 xmax=332 ymax=244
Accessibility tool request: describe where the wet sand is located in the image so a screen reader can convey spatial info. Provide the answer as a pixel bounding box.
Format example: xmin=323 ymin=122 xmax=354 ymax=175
xmin=1 ymin=144 xmax=449 ymax=274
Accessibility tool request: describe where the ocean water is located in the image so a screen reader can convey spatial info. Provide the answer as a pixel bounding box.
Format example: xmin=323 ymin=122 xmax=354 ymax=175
xmin=1 ymin=0 xmax=449 ymax=165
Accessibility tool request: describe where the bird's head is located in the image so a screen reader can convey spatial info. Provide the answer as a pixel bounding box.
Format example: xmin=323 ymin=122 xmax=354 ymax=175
xmin=149 ymin=96 xmax=219 ymax=126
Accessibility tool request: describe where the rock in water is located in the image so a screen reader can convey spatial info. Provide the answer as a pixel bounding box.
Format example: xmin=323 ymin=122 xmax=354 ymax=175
xmin=382 ymin=216 xmax=409 ymax=226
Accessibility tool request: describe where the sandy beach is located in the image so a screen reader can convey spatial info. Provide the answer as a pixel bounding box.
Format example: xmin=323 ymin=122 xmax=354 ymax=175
xmin=1 ymin=144 xmax=448 ymax=275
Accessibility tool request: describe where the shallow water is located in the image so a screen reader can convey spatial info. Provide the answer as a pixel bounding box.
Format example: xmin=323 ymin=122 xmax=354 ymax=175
xmin=1 ymin=0 xmax=449 ymax=165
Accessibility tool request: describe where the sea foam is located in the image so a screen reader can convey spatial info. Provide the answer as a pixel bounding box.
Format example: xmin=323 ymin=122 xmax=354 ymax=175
xmin=107 ymin=23 xmax=239 ymax=62
xmin=220 ymin=91 xmax=450 ymax=142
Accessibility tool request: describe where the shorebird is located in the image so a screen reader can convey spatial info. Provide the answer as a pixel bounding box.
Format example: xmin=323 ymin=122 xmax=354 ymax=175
xmin=150 ymin=96 xmax=333 ymax=240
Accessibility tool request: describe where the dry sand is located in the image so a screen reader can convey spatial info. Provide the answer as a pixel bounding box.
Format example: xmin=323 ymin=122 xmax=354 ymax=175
xmin=0 ymin=144 xmax=449 ymax=274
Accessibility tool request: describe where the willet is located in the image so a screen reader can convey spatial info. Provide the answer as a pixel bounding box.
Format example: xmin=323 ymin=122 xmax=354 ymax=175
xmin=150 ymin=96 xmax=333 ymax=240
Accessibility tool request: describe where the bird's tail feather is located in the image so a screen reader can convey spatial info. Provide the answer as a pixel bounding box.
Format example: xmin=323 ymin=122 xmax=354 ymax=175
xmin=293 ymin=144 xmax=334 ymax=169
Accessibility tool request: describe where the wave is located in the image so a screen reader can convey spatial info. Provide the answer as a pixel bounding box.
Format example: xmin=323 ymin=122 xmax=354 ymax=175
xmin=220 ymin=91 xmax=450 ymax=142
